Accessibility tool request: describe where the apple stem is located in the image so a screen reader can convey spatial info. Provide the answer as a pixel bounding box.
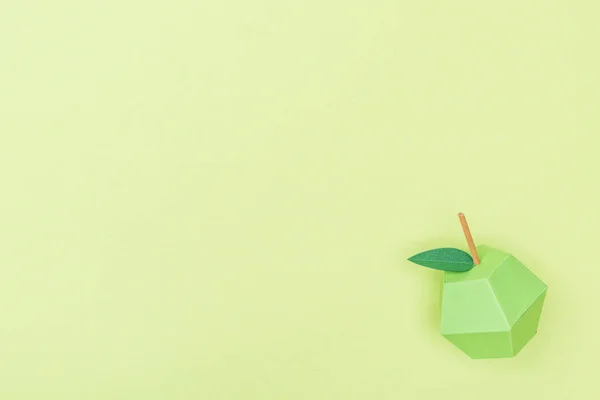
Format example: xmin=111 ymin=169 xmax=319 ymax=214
xmin=458 ymin=213 xmax=480 ymax=265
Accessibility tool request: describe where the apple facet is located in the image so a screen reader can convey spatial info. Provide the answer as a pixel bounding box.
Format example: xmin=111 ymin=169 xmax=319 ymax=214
xmin=440 ymin=245 xmax=547 ymax=359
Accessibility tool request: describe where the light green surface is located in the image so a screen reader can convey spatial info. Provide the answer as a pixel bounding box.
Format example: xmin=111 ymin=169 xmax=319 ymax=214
xmin=2 ymin=0 xmax=600 ymax=398
xmin=441 ymin=246 xmax=547 ymax=359
xmin=441 ymin=280 xmax=510 ymax=334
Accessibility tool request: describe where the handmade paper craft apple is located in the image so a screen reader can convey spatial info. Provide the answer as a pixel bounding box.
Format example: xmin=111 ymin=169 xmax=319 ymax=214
xmin=408 ymin=213 xmax=547 ymax=359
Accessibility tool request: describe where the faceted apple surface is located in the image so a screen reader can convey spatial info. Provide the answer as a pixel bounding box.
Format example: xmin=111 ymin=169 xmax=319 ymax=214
xmin=440 ymin=245 xmax=547 ymax=359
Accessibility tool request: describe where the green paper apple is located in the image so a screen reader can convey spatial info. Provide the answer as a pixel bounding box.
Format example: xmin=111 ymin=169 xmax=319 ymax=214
xmin=407 ymin=214 xmax=547 ymax=359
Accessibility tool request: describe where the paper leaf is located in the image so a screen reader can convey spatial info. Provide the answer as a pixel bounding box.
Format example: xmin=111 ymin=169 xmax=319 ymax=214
xmin=408 ymin=248 xmax=474 ymax=272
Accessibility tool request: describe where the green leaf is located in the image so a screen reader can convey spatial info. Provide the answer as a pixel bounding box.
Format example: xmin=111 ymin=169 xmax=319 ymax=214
xmin=407 ymin=248 xmax=474 ymax=272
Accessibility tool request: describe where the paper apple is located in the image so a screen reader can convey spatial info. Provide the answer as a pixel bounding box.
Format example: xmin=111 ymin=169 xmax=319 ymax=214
xmin=407 ymin=213 xmax=547 ymax=359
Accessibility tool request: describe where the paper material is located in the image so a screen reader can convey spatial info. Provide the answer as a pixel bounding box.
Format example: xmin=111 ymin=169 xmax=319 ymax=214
xmin=440 ymin=245 xmax=547 ymax=359
xmin=408 ymin=248 xmax=474 ymax=272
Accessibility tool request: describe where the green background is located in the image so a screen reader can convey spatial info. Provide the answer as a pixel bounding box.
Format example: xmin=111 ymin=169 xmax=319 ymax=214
xmin=1 ymin=1 xmax=598 ymax=398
